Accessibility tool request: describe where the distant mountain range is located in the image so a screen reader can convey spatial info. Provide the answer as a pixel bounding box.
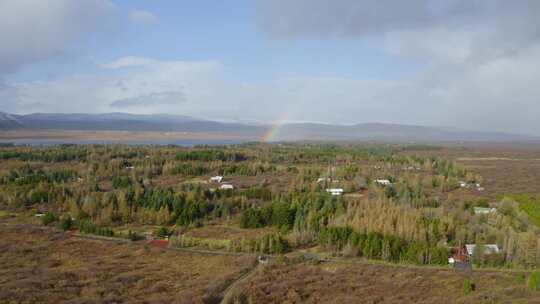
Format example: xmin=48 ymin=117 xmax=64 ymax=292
xmin=0 ymin=112 xmax=260 ymax=134
xmin=0 ymin=112 xmax=538 ymax=143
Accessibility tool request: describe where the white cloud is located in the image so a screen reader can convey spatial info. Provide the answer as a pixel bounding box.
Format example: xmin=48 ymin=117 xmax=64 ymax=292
xmin=101 ymin=56 xmax=159 ymax=69
xmin=2 ymin=58 xmax=223 ymax=115
xmin=129 ymin=10 xmax=158 ymax=25
xmin=257 ymin=0 xmax=434 ymax=38
xmin=0 ymin=0 xmax=117 ymax=74
xmin=111 ymin=91 xmax=185 ymax=108
xmin=2 ymin=53 xmax=540 ymax=133
xmin=0 ymin=56 xmax=446 ymax=126
xmin=251 ymin=0 xmax=540 ymax=133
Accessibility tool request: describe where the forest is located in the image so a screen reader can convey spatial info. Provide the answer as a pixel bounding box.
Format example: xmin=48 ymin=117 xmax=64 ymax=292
xmin=0 ymin=143 xmax=539 ymax=268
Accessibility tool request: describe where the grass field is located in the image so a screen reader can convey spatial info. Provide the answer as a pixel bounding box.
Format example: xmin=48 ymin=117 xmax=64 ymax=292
xmin=225 ymin=260 xmax=540 ymax=303
xmin=1 ymin=217 xmax=540 ymax=304
xmin=402 ymin=143 xmax=540 ymax=199
xmin=0 ymin=219 xmax=255 ymax=304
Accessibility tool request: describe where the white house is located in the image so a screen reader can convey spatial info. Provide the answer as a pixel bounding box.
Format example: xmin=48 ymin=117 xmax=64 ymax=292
xmin=465 ymin=244 xmax=500 ymax=256
xmin=209 ymin=176 xmax=223 ymax=183
xmin=474 ymin=207 xmax=497 ymax=215
xmin=220 ymin=184 xmax=234 ymax=190
xmin=458 ymin=181 xmax=468 ymax=188
xmin=375 ymin=179 xmax=392 ymax=186
xmin=326 ymin=188 xmax=344 ymax=196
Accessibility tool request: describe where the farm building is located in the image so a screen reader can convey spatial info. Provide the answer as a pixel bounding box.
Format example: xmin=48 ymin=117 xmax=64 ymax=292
xmin=474 ymin=207 xmax=497 ymax=215
xmin=220 ymin=184 xmax=234 ymax=190
xmin=209 ymin=176 xmax=223 ymax=183
xmin=326 ymin=188 xmax=344 ymax=196
xmin=375 ymin=179 xmax=391 ymax=186
xmin=465 ymin=244 xmax=500 ymax=256
xmin=448 ymin=245 xmax=469 ymax=264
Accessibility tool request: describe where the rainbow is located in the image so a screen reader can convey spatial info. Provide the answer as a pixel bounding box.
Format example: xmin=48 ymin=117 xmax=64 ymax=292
xmin=261 ymin=113 xmax=289 ymax=142
xmin=262 ymin=123 xmax=281 ymax=142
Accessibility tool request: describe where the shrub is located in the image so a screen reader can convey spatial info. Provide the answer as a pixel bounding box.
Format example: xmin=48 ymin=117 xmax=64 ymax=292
xmin=155 ymin=226 xmax=170 ymax=238
xmin=41 ymin=212 xmax=57 ymax=226
xmin=516 ymin=274 xmax=526 ymax=284
xmin=78 ymin=220 xmax=114 ymax=237
xmin=255 ymin=234 xmax=289 ymax=254
xmin=57 ymin=216 xmax=73 ymax=231
xmin=127 ymin=230 xmax=143 ymax=241
xmin=239 ymin=208 xmax=266 ymax=228
xmin=529 ymin=271 xmax=540 ymax=291
xmin=462 ymin=278 xmax=474 ymax=295
xmin=174 ymin=235 xmax=232 ymax=251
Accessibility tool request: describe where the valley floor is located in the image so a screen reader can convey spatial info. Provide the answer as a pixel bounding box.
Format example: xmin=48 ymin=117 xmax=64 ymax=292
xmin=1 ymin=217 xmax=539 ymax=304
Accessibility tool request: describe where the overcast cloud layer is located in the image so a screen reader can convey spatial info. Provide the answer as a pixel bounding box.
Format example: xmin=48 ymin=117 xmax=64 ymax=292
xmin=0 ymin=0 xmax=118 ymax=73
xmin=1 ymin=1 xmax=540 ymax=134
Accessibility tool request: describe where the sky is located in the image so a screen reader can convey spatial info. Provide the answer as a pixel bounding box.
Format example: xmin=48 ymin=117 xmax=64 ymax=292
xmin=1 ymin=0 xmax=540 ymax=134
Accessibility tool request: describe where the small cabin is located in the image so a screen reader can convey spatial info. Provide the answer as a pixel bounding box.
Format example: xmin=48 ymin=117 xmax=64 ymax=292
xmin=448 ymin=245 xmax=469 ymax=264
xmin=465 ymin=244 xmax=500 ymax=256
xmin=375 ymin=179 xmax=391 ymax=186
xmin=317 ymin=177 xmax=331 ymax=183
xmin=326 ymin=188 xmax=344 ymax=196
xmin=220 ymin=184 xmax=234 ymax=190
xmin=473 ymin=207 xmax=496 ymax=215
xmin=209 ymin=176 xmax=223 ymax=183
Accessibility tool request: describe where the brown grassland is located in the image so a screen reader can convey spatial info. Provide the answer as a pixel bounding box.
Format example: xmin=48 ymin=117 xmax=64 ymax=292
xmin=402 ymin=143 xmax=540 ymax=199
xmin=0 ymin=218 xmax=255 ymax=304
xmin=226 ymin=260 xmax=539 ymax=304
xmin=1 ymin=216 xmax=539 ymax=304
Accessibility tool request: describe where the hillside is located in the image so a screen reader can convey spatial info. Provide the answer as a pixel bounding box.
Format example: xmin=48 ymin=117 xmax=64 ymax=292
xmin=0 ymin=112 xmax=261 ymax=134
xmin=0 ymin=112 xmax=538 ymax=143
